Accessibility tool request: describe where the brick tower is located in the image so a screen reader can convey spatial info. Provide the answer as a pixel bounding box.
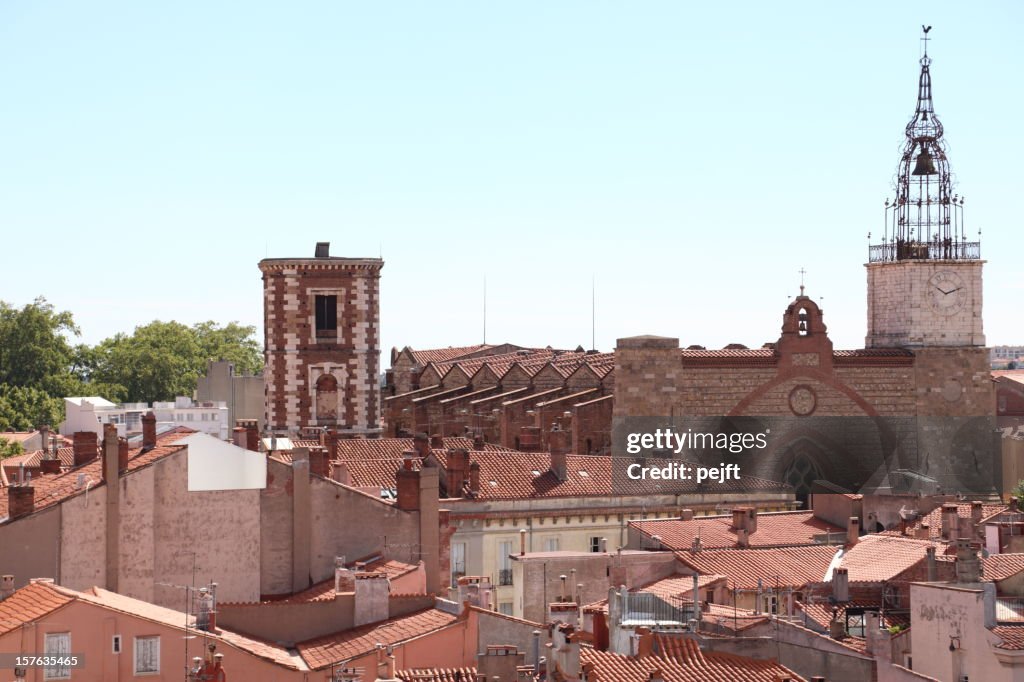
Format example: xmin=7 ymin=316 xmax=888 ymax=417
xmin=260 ymin=242 xmax=384 ymax=436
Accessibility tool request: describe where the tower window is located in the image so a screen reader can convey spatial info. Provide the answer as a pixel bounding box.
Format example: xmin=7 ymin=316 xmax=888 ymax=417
xmin=315 ymin=295 xmax=337 ymax=338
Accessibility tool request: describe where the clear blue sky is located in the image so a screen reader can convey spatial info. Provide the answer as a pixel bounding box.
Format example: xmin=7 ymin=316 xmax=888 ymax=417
xmin=2 ymin=2 xmax=1021 ymax=356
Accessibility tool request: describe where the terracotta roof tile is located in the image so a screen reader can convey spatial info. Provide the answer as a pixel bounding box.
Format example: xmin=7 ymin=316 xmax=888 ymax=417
xmin=0 ymin=580 xmax=75 ymax=636
xmin=985 ymin=553 xmax=1024 ymax=582
xmin=409 ymin=345 xmax=496 ymax=364
xmin=297 ymin=608 xmax=460 ymax=670
xmin=242 ymin=558 xmax=420 ymax=605
xmin=0 ymin=429 xmax=193 ymax=522
xmin=838 ymin=535 xmax=937 ymax=583
xmin=675 ymin=545 xmax=840 ymax=590
xmin=585 ymin=574 xmax=727 ymax=613
xmin=634 ymin=511 xmax=842 ymax=551
xmin=581 ymin=640 xmax=807 ymax=682
xmin=337 ymin=443 xmax=788 ymax=501
xmin=880 ymin=503 xmax=1008 ymax=542
xmin=993 ymin=625 xmax=1024 ymax=650
xmin=398 ymin=668 xmax=477 ymax=682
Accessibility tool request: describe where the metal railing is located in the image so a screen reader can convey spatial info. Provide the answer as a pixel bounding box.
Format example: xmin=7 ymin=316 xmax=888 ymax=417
xmin=868 ymin=241 xmax=980 ymax=263
xmin=498 ymin=569 xmax=513 ymax=586
xmin=621 ymin=593 xmax=695 ymax=626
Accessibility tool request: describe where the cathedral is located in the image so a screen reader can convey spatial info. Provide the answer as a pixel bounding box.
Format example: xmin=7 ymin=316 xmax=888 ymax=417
xmin=613 ymin=37 xmax=996 ymax=503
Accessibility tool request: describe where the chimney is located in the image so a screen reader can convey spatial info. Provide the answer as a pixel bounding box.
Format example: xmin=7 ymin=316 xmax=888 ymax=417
xmin=7 ymin=484 xmax=35 ymax=519
xmin=829 ymin=613 xmax=846 ymax=639
xmin=101 ymin=424 xmax=118 ymax=482
xmin=243 ymin=420 xmax=259 ymax=452
xmin=916 ymin=522 xmax=931 ymax=540
xmin=72 ymin=431 xmax=98 ymax=466
xmin=118 ymin=437 xmax=129 ymax=472
xmin=520 ymin=528 xmax=527 ymax=556
xmin=832 ymin=567 xmax=849 ymax=603
xmin=971 ymin=500 xmax=984 ymax=531
xmin=142 ymin=411 xmax=157 ymax=449
xmin=955 ymin=538 xmax=981 ymax=583
xmin=680 ymin=509 xmax=694 ymax=521
xmin=40 ymin=457 xmax=61 ymax=475
xmin=926 ymin=546 xmax=937 ymax=581
xmin=395 ymin=452 xmax=421 ymax=511
xmin=473 ymin=433 xmax=485 ymax=451
xmin=731 ymin=507 xmax=745 ymax=530
xmin=353 ymin=572 xmax=390 ymax=626
xmin=413 ymin=433 xmax=430 ymax=459
xmin=468 ymin=461 xmax=481 ymax=495
xmin=550 ymin=448 xmax=567 ymax=482
xmin=333 ymin=460 xmax=352 ymax=486
xmin=430 ymin=434 xmax=444 ymax=449
xmin=634 ymin=627 xmax=654 ymax=658
xmin=0 ymin=575 xmax=14 ymax=601
xmin=334 ymin=557 xmax=355 ymax=593
xmin=847 ymin=517 xmax=860 ymax=545
xmin=549 ymin=426 xmax=570 ymax=462
xmin=446 ymin=448 xmax=469 ymax=498
xmin=232 ymin=426 xmax=247 ymax=449
xmin=308 ymin=446 xmax=332 ymax=478
xmin=320 ymin=427 xmax=339 ymax=460
xmin=736 ymin=528 xmax=749 ymax=548
xmin=38 ymin=425 xmax=49 ymax=452
xmin=941 ymin=503 xmax=959 ymax=541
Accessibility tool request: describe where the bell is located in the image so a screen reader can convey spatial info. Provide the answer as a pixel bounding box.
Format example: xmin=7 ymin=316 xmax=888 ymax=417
xmin=912 ymin=147 xmax=937 ymax=176
xmin=798 ymin=320 xmax=808 ymax=333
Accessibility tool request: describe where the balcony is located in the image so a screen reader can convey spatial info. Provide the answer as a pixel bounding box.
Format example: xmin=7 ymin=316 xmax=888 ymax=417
xmin=498 ymin=569 xmax=513 ymax=586
xmin=868 ymin=240 xmax=980 ymax=263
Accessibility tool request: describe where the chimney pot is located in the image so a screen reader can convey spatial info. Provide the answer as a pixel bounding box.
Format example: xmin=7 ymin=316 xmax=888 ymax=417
xmin=0 ymin=575 xmax=15 ymax=600
xmin=72 ymin=431 xmax=98 ymax=466
xmin=142 ymin=411 xmax=157 ymax=449
xmin=847 ymin=517 xmax=860 ymax=545
xmin=430 ymin=434 xmax=444 ymax=449
xmin=680 ymin=509 xmax=694 ymax=521
xmin=7 ymin=485 xmax=35 ymax=519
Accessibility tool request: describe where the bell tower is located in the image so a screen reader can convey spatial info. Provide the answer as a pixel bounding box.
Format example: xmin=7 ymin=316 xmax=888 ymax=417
xmin=866 ymin=28 xmax=984 ymax=349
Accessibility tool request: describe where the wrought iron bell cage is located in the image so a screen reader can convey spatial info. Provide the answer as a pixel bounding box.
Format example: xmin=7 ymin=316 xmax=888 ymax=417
xmin=870 ymin=29 xmax=980 ymax=263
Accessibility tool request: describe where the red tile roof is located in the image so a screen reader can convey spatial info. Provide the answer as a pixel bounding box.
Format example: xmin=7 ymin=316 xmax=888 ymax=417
xmin=0 ymin=580 xmax=75 ymax=636
xmin=337 ymin=446 xmax=788 ymax=501
xmin=2 ymin=446 xmax=77 ymax=472
xmin=0 ymin=430 xmax=193 ymax=522
xmin=585 ymin=574 xmax=727 ymax=613
xmin=296 ymin=608 xmax=460 ymax=670
xmin=634 ymin=511 xmax=842 ymax=551
xmin=837 ymin=535 xmax=937 ymax=583
xmin=398 ymin=668 xmax=477 ymax=682
xmin=581 ymin=639 xmax=807 ymax=682
xmin=409 ymin=345 xmax=496 ymax=365
xmin=881 ymin=503 xmax=1008 ymax=543
xmin=675 ymin=545 xmax=840 ymax=590
xmin=246 ymin=558 xmax=420 ymax=605
xmin=993 ymin=625 xmax=1024 ymax=650
xmin=985 ymin=553 xmax=1024 ymax=582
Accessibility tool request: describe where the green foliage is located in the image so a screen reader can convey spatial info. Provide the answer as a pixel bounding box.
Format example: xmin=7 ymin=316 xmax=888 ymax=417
xmin=88 ymin=320 xmax=263 ymax=404
xmin=0 ymin=436 xmax=24 ymax=460
xmin=0 ymin=384 xmax=64 ymax=431
xmin=1013 ymin=479 xmax=1024 ymax=502
xmin=0 ymin=296 xmax=262 ymax=427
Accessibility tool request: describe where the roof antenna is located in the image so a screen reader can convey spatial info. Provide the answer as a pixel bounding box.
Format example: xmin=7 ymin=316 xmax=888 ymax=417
xmin=591 ymin=275 xmax=596 ymax=351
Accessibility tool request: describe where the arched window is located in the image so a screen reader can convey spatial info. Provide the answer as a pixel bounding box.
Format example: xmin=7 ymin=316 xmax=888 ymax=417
xmin=315 ymin=374 xmax=339 ymax=422
xmin=798 ymin=308 xmax=810 ymax=336
xmin=784 ymin=451 xmax=823 ymax=509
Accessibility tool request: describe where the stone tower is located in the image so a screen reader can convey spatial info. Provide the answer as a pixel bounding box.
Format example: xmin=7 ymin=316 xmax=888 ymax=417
xmin=259 ymin=242 xmax=384 ymax=436
xmin=866 ymin=30 xmax=984 ymax=351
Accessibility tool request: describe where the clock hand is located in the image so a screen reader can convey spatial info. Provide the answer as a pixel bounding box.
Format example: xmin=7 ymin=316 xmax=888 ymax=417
xmin=943 ymin=287 xmax=962 ymax=296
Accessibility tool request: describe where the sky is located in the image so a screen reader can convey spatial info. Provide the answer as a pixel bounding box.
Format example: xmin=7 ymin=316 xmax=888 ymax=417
xmin=1 ymin=2 xmax=1021 ymax=358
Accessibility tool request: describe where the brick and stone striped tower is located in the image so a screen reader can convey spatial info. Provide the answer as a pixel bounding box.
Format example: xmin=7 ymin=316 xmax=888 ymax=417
xmin=259 ymin=242 xmax=383 ymax=436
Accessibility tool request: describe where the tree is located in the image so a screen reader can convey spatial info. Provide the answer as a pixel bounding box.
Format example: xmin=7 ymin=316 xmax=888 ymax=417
xmin=0 ymin=384 xmax=63 ymax=432
xmin=192 ymin=321 xmax=263 ymax=376
xmin=0 ymin=437 xmax=23 ymax=460
xmin=0 ymin=297 xmax=79 ymax=393
xmin=90 ymin=320 xmax=263 ymax=404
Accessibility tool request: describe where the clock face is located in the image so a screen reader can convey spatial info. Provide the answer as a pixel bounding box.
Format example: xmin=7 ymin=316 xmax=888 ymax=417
xmin=925 ymin=270 xmax=968 ymax=316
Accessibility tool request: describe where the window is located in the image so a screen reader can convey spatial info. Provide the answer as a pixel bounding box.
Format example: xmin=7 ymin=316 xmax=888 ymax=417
xmin=497 ymin=541 xmax=513 ymax=586
xmin=589 ymin=537 xmax=601 ymax=553
xmin=451 ymin=542 xmax=466 ymax=586
xmin=498 ymin=602 xmax=513 ymax=616
xmin=315 ymin=295 xmax=338 ymax=338
xmin=543 ymin=537 xmax=560 ymax=552
xmin=43 ymin=632 xmax=71 ymax=680
xmin=112 ymin=635 xmax=122 ymax=654
xmin=134 ymin=636 xmax=160 ymax=674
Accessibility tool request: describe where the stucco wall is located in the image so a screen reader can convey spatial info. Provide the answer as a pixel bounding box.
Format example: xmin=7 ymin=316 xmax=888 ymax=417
xmin=0 ymin=505 xmax=61 ymax=588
